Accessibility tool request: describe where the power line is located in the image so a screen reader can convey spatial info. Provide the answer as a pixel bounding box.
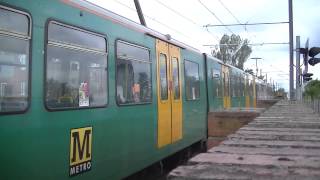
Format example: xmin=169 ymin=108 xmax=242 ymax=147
xmin=216 ymin=0 xmax=258 ymax=52
xmin=197 ymin=0 xmax=234 ymax=34
xmin=205 ymin=26 xmax=220 ymax=42
xmin=112 ymin=0 xmax=197 ymax=42
xmin=204 ymin=21 xmax=289 ymax=27
xmin=153 ymin=0 xmax=198 ymax=25
xmin=269 ymin=64 xmax=288 ymax=74
xmin=203 ymin=42 xmax=289 ymax=47
xmin=151 ymin=0 xmax=220 ymax=42
xmin=217 ymin=0 xmax=243 ymax=28
xmin=216 ymin=0 xmax=256 ymax=42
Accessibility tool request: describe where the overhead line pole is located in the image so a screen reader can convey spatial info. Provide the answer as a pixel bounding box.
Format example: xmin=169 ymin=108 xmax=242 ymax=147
xmin=289 ymin=0 xmax=294 ymax=100
xmin=251 ymin=57 xmax=262 ymax=77
xmin=296 ymin=36 xmax=301 ymax=100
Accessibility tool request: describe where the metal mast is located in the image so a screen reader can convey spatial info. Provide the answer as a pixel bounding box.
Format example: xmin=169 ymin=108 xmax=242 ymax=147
xmin=289 ymin=0 xmax=294 ymax=100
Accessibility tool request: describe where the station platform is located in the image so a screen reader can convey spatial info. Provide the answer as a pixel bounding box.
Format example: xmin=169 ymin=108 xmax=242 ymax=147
xmin=168 ymin=101 xmax=320 ymax=179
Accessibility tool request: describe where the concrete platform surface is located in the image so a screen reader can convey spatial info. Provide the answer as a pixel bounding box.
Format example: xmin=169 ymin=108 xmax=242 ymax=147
xmin=168 ymin=101 xmax=320 ymax=180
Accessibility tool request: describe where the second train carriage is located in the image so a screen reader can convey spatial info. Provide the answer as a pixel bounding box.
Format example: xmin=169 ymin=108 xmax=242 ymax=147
xmin=0 ymin=0 xmax=272 ymax=179
xmin=206 ymin=55 xmax=261 ymax=112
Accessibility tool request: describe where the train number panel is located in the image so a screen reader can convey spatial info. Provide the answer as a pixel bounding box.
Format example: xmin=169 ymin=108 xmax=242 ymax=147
xmin=69 ymin=127 xmax=93 ymax=176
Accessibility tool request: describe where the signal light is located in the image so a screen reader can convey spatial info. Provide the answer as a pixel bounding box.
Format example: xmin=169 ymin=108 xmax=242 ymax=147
xmin=304 ymin=77 xmax=312 ymax=81
xmin=308 ymin=47 xmax=320 ymax=66
xmin=302 ymin=73 xmax=313 ymax=82
xmin=308 ymin=57 xmax=320 ymax=66
xmin=309 ymin=47 xmax=320 ymax=57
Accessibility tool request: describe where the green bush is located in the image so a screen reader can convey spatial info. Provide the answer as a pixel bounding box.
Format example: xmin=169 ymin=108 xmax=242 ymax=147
xmin=304 ymin=80 xmax=320 ymax=100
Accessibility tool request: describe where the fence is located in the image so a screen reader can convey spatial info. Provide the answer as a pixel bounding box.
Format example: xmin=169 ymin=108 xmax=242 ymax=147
xmin=304 ymin=98 xmax=320 ymax=114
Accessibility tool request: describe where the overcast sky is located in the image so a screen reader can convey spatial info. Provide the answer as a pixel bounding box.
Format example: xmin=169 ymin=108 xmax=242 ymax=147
xmin=88 ymin=0 xmax=320 ymax=91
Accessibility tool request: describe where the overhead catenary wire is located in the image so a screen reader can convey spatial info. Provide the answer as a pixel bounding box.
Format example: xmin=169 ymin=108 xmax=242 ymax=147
xmin=216 ymin=0 xmax=257 ymax=43
xmin=197 ymin=0 xmax=234 ymax=34
xmin=216 ymin=0 xmax=244 ymax=30
xmin=153 ymin=0 xmax=198 ymax=25
xmin=112 ymin=0 xmax=199 ymax=43
xmin=205 ymin=26 xmax=220 ymax=42
xmin=152 ymin=0 xmax=220 ymax=42
xmin=205 ymin=0 xmax=258 ymax=57
xmin=204 ymin=21 xmax=289 ymax=27
xmin=203 ymin=42 xmax=289 ymax=47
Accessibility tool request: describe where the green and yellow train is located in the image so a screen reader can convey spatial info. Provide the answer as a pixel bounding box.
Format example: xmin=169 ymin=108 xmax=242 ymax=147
xmin=0 ymin=0 xmax=272 ymax=179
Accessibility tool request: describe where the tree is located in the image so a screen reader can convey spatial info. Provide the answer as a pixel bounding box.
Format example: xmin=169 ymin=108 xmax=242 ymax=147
xmin=211 ymin=34 xmax=252 ymax=70
xmin=303 ymin=79 xmax=320 ymax=100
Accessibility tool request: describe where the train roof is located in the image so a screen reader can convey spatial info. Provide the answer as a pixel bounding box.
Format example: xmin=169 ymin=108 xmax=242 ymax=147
xmin=61 ymin=0 xmax=200 ymax=53
xmin=206 ymin=54 xmax=255 ymax=76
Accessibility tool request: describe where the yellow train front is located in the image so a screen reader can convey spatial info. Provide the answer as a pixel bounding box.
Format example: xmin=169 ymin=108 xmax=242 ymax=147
xmin=0 ymin=0 xmax=271 ymax=179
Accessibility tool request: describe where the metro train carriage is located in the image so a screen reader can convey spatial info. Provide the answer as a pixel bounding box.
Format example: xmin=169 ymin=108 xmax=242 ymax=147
xmin=0 ymin=0 xmax=271 ymax=179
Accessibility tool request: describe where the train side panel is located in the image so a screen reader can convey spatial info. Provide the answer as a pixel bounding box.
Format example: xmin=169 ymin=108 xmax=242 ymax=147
xmin=180 ymin=50 xmax=207 ymax=143
xmin=206 ymin=56 xmax=223 ymax=112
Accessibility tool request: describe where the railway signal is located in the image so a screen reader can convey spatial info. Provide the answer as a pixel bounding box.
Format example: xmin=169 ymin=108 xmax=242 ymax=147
xmin=309 ymin=47 xmax=320 ymax=57
xmin=308 ymin=47 xmax=320 ymax=66
xmin=308 ymin=57 xmax=320 ymax=66
xmin=302 ymin=73 xmax=313 ymax=82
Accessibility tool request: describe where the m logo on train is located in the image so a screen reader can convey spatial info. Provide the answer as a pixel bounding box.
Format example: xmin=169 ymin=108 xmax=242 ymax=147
xmin=69 ymin=127 xmax=93 ymax=176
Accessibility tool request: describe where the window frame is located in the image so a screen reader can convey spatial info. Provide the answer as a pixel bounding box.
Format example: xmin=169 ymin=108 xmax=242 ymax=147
xmin=184 ymin=59 xmax=200 ymax=101
xmin=44 ymin=19 xmax=109 ymax=111
xmin=115 ymin=39 xmax=152 ymax=106
xmin=0 ymin=4 xmax=32 ymax=115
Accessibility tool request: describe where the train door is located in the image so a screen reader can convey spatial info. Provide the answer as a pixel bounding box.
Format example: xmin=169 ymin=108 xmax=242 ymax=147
xmin=156 ymin=39 xmax=182 ymax=148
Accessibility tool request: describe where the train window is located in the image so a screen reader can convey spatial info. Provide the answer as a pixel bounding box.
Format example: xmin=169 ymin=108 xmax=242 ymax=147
xmin=172 ymin=57 xmax=180 ymax=100
xmin=46 ymin=21 xmax=107 ymax=110
xmin=235 ymin=75 xmax=237 ymax=97
xmin=242 ymin=75 xmax=245 ymax=96
xmin=238 ymin=75 xmax=242 ymax=97
xmin=229 ymin=74 xmax=232 ymax=97
xmin=230 ymin=74 xmax=235 ymax=97
xmin=0 ymin=7 xmax=29 ymax=36
xmin=223 ymin=72 xmax=230 ymax=97
xmin=117 ymin=41 xmax=149 ymax=61
xmin=249 ymin=79 xmax=253 ymax=96
xmin=48 ymin=22 xmax=106 ymax=51
xmin=212 ymin=68 xmax=222 ymax=97
xmin=116 ymin=40 xmax=151 ymax=105
xmin=159 ymin=54 xmax=168 ymax=100
xmin=184 ymin=60 xmax=200 ymax=100
xmin=233 ymin=74 xmax=238 ymax=97
xmin=0 ymin=6 xmax=30 ymax=113
xmin=244 ymin=75 xmax=248 ymax=96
